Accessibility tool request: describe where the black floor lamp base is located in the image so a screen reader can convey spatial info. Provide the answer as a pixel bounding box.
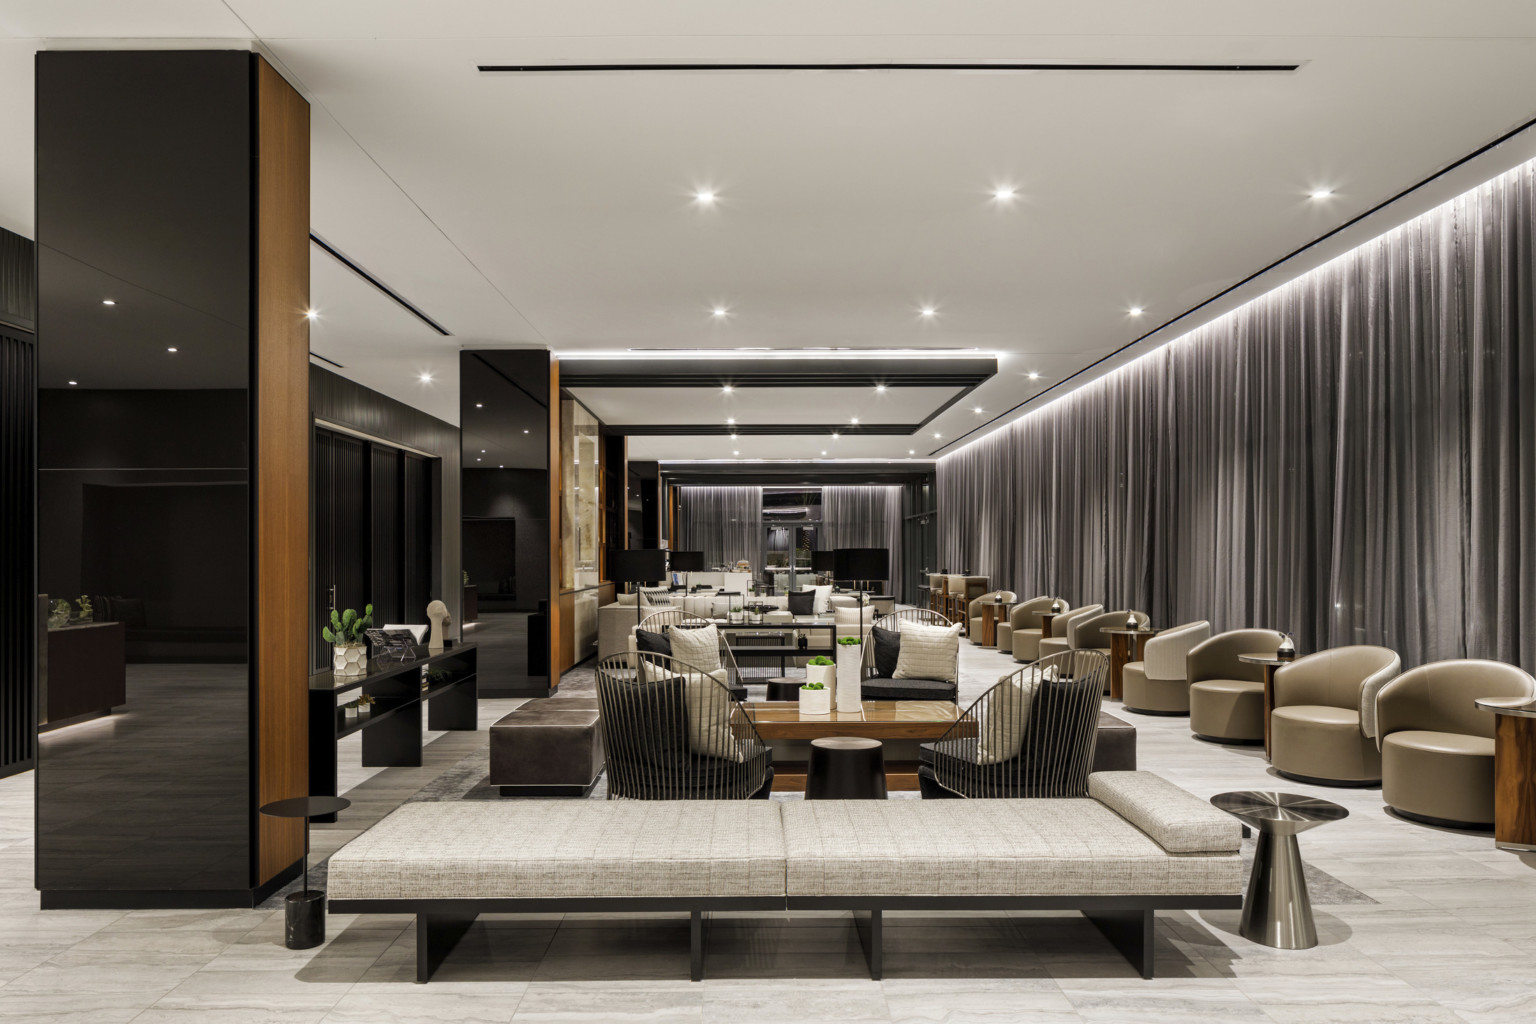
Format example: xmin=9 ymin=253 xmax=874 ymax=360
xmin=285 ymin=889 xmax=326 ymax=949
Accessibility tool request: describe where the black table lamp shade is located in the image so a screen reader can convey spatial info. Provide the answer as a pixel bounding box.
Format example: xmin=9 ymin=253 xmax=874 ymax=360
xmin=834 ymin=548 xmax=889 ymax=582
xmin=811 ymin=550 xmax=837 ymax=572
xmin=669 ymin=550 xmax=706 ymax=572
xmin=608 ymin=548 xmax=668 ymax=586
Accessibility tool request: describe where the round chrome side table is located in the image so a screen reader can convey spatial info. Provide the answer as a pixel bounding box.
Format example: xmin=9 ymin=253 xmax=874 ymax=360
xmin=1210 ymin=791 xmax=1347 ymax=949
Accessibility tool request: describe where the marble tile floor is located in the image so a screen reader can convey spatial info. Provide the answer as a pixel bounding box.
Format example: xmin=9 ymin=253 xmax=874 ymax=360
xmin=3 ymin=637 xmax=1535 ymax=1022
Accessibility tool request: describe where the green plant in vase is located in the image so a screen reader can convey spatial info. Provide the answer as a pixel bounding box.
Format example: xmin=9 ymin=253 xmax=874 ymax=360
xmin=837 ymin=635 xmax=862 ymax=646
xmin=324 ymin=604 xmax=374 ymax=677
xmin=48 ymin=599 xmax=71 ymax=629
xmin=75 ymin=595 xmax=93 ymax=623
xmin=356 ymin=693 xmax=375 ymax=716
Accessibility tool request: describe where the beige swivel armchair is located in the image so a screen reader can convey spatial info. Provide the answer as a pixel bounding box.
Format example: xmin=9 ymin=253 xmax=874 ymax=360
xmin=966 ymin=590 xmax=1018 ymax=646
xmin=1269 ymin=646 xmax=1401 ymax=785
xmin=1376 ymin=660 xmax=1536 ymax=828
xmin=1121 ymin=620 xmax=1211 ymax=714
xmin=1187 ymin=629 xmax=1284 ymax=743
xmin=1002 ymin=596 xmax=1059 ymax=660
xmin=1069 ymin=610 xmax=1150 ymax=693
xmin=1035 ymin=604 xmax=1103 ymax=661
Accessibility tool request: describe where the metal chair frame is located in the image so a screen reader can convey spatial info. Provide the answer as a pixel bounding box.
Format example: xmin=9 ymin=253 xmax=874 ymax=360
xmin=927 ymin=649 xmax=1107 ymax=798
xmin=860 ymin=609 xmax=959 ymax=689
xmin=636 ymin=609 xmax=743 ymax=692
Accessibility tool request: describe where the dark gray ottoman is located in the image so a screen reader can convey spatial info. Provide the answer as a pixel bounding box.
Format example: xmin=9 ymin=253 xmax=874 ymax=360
xmin=1092 ymin=711 xmax=1137 ymax=773
xmin=491 ymin=698 xmax=604 ymax=796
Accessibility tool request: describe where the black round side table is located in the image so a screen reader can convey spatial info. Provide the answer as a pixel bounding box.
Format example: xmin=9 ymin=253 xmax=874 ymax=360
xmin=259 ymin=795 xmax=351 ymax=950
xmin=765 ymin=677 xmax=802 ymax=701
xmin=805 ymin=737 xmax=887 ymax=799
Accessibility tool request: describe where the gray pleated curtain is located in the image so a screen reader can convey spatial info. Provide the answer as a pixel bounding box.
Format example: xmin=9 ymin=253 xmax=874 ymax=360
xmin=820 ymin=485 xmax=903 ymax=593
xmin=940 ymin=160 xmax=1536 ymax=670
xmin=677 ymin=486 xmax=763 ymax=569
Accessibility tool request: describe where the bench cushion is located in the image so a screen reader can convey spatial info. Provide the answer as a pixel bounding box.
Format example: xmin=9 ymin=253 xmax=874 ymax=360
xmin=860 ymin=676 xmax=956 ymax=701
xmin=1088 ymin=771 xmax=1240 ymax=854
xmin=328 ymin=801 xmax=787 ymax=900
xmin=780 ymin=797 xmax=1241 ymax=897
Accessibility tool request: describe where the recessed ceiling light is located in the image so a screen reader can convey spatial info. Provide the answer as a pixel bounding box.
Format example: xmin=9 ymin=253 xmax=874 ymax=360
xmin=1027 ymin=371 xmax=1041 ymax=380
xmin=480 ymin=449 xmax=486 ymax=453
xmin=419 ymin=372 xmax=434 ymax=383
xmin=730 ymin=433 xmax=738 ymax=440
xmin=101 ymin=299 xmax=117 ymax=306
xmin=726 ymin=417 xmax=735 ymax=424
xmin=933 ymin=432 xmax=942 ymax=439
xmin=832 ymin=432 xmax=840 ymax=439
xmin=475 ymin=402 xmax=483 ymax=408
xmin=850 ymin=417 xmax=859 ymax=424
xmin=974 ymin=407 xmax=985 ymax=414
xmin=712 ymin=307 xmax=728 ymax=317
xmin=695 ymin=189 xmax=716 ymax=204
xmin=167 ymin=347 xmax=177 ymax=353
xmin=821 ymin=450 xmax=827 ymax=455
xmin=1309 ymin=188 xmax=1334 ymax=199
xmin=919 ymin=307 xmax=936 ymax=317
xmin=305 ymin=309 xmax=317 ymax=319
xmin=523 ymin=429 xmax=530 ymax=434
xmin=1128 ymin=307 xmax=1144 ymax=316
xmin=733 ymin=450 xmax=740 ymax=456
xmin=875 ymin=384 xmax=887 ymax=393
xmin=68 ymin=380 xmax=77 ymax=385
xmin=993 ymin=187 xmax=1016 ymax=200
xmin=499 ymin=465 xmax=504 ymax=468
xmin=721 ymin=384 xmax=733 ymax=394
xmin=908 ymin=449 xmax=915 ymax=455
xmin=476 ymin=458 xmax=481 ymax=462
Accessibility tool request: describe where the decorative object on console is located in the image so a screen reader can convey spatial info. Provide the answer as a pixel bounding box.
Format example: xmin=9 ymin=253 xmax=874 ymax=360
xmin=805 ymin=655 xmax=836 ymax=698
xmin=1125 ymin=610 xmax=1139 ymax=630
xmin=324 ymin=605 xmax=374 ymax=677
xmin=425 ymin=600 xmax=450 ymax=652
xmin=729 ymin=605 xmax=744 ymax=624
xmin=1276 ymin=632 xmax=1297 ymax=660
xmin=366 ymin=628 xmax=417 ymax=661
xmin=47 ymin=598 xmax=70 ymax=630
xmin=799 ymin=679 xmax=831 ymax=716
xmin=343 ymin=701 xmax=359 ymax=720
xmin=1050 ymin=599 xmax=1064 ymax=614
xmin=74 ymin=595 xmax=93 ymax=623
xmin=355 ymin=693 xmax=374 ymax=717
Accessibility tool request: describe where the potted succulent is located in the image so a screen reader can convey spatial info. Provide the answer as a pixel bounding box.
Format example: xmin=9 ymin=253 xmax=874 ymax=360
xmin=729 ymin=604 xmax=744 ymax=625
xmin=799 ymin=679 xmax=831 ymax=716
xmin=356 ymin=693 xmax=375 ymax=717
xmin=343 ymin=700 xmax=360 ymax=720
xmin=75 ymin=595 xmax=94 ymax=623
xmin=805 ymin=655 xmax=837 ymax=696
xmin=324 ymin=604 xmax=374 ymax=677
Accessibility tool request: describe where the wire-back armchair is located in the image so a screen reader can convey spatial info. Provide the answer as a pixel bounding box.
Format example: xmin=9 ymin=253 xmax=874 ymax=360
xmin=594 ymin=652 xmax=773 ymax=799
xmin=636 ymin=609 xmax=746 ymax=699
xmin=861 ymin=608 xmax=959 ymax=687
xmin=922 ymin=649 xmax=1107 ymax=798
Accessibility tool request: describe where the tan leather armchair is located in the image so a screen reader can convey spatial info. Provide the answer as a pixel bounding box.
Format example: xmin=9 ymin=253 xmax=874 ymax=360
xmin=966 ymin=590 xmax=1017 ymax=646
xmin=1002 ymin=596 xmax=1058 ymax=660
xmin=1187 ymin=629 xmax=1284 ymax=744
xmin=1376 ymin=660 xmax=1536 ymax=828
xmin=1071 ymin=610 xmax=1150 ymax=693
xmin=1036 ymin=603 xmax=1103 ymax=661
xmin=1270 ymin=646 xmax=1401 ymax=785
xmin=1121 ymin=620 xmax=1211 ymax=715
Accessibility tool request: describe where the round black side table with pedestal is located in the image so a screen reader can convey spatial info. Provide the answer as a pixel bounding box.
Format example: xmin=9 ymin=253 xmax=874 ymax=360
xmin=259 ymin=795 xmax=351 ymax=950
xmin=765 ymin=677 xmax=803 ymax=702
xmin=805 ymin=737 xmax=887 ymax=799
xmin=1210 ymin=791 xmax=1347 ymax=949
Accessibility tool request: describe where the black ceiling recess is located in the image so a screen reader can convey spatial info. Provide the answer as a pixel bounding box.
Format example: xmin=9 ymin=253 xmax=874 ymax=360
xmin=479 ymin=62 xmax=1301 ymax=75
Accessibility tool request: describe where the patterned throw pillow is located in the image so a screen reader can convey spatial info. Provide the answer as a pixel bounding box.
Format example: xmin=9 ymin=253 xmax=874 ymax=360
xmin=668 ymin=623 xmax=723 ymax=674
xmin=892 ymin=621 xmax=961 ymax=681
xmin=638 ymin=587 xmax=671 ymax=608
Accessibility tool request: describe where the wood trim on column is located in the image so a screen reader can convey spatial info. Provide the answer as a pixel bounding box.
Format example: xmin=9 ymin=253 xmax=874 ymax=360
xmin=548 ymin=356 xmax=562 ymax=681
xmin=253 ymin=55 xmax=309 ymax=886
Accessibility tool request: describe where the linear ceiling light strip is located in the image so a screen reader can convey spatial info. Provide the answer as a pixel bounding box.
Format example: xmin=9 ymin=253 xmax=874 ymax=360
xmin=478 ymin=62 xmax=1300 ymax=74
xmin=309 ymin=232 xmax=452 ymax=336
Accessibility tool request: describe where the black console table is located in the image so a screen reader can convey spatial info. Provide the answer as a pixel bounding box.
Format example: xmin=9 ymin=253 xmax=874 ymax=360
xmin=308 ymin=644 xmax=478 ymax=820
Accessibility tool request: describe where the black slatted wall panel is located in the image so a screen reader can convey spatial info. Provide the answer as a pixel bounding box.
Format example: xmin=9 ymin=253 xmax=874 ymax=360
xmin=403 ymin=453 xmax=432 ymax=620
xmin=0 ymin=328 xmax=34 ymax=778
xmin=370 ymin=446 xmax=401 ymax=625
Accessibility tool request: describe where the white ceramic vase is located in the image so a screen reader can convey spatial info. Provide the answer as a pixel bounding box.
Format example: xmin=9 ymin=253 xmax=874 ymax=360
xmin=333 ymin=642 xmax=368 ymax=677
xmin=805 ymin=661 xmax=837 ymax=701
xmin=835 ymin=649 xmax=863 ymax=712
xmin=798 ymin=684 xmax=831 ymax=716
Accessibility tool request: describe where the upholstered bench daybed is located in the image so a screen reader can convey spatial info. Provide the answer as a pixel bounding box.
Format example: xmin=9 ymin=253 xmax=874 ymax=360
xmin=326 ymin=771 xmax=1241 ymax=983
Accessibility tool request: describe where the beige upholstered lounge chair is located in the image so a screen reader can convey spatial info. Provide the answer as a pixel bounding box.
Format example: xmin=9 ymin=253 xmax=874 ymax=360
xmin=1270 ymin=646 xmax=1401 ymax=784
xmin=1008 ymin=597 xmax=1068 ymax=662
xmin=1187 ymin=629 xmax=1284 ymax=743
xmin=1121 ymin=620 xmax=1211 ymax=714
xmin=1036 ymin=604 xmax=1102 ymax=661
xmin=967 ymin=590 xmax=1018 ymax=646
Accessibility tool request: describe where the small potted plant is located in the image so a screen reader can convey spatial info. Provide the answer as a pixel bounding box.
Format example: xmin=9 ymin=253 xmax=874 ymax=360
xmin=805 ymin=654 xmax=837 ymax=694
xmin=799 ymin=678 xmax=831 ymax=716
xmin=837 ymin=635 xmax=862 ymax=647
xmin=356 ymin=693 xmax=375 ymax=717
xmin=323 ymin=604 xmax=374 ymax=677
xmin=729 ymin=605 xmax=744 ymax=625
xmin=343 ymin=699 xmax=360 ymax=720
xmin=75 ymin=595 xmax=94 ymax=623
xmin=47 ymin=598 xmax=71 ymax=630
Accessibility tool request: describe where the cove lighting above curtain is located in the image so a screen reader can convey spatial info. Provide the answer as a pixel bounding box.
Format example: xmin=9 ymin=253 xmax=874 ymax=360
xmin=677 ymin=486 xmax=763 ymax=570
xmin=939 ymin=156 xmax=1536 ymax=671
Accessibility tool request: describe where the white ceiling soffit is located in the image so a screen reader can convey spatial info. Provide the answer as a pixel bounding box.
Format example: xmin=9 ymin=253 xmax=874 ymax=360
xmin=567 ymin=385 xmax=963 ymax=427
xmin=3 ymin=2 xmax=1536 ymax=454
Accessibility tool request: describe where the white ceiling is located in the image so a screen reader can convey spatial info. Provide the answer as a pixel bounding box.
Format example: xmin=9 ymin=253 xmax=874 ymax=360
xmin=5 ymin=3 xmax=1536 ymax=459
xmin=567 ymin=386 xmax=964 ymax=427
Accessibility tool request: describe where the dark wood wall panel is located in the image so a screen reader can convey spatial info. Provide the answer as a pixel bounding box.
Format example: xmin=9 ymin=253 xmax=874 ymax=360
xmin=253 ymin=55 xmax=309 ymax=886
xmin=403 ymin=453 xmax=432 ymax=618
xmin=0 ymin=326 xmax=34 ymax=779
xmin=370 ymin=446 xmax=402 ymax=624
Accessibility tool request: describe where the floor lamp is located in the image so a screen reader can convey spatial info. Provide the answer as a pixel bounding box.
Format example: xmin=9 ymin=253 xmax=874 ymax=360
xmin=834 ymin=548 xmax=891 ymax=642
xmin=608 ymin=548 xmax=670 ymax=633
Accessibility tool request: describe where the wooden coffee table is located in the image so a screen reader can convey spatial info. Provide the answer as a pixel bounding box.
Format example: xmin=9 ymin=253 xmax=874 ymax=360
xmin=745 ymin=700 xmax=968 ymax=792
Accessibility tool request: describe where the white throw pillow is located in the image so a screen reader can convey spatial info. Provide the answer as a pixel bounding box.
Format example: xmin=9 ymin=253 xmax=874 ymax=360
xmin=811 ymin=584 xmax=833 ymax=614
xmin=893 ymin=620 xmax=961 ymax=680
xmin=668 ymin=623 xmax=723 ymax=674
xmin=976 ymin=671 xmax=1038 ymax=764
xmin=683 ymin=671 xmax=744 ymax=762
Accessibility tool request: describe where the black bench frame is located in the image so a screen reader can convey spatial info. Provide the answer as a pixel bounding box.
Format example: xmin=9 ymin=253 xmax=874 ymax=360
xmin=329 ymin=892 xmax=1241 ymax=982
